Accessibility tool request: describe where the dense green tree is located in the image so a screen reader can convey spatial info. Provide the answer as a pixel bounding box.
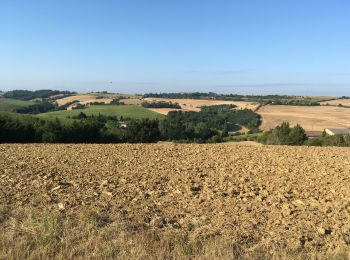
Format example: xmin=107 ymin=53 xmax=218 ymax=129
xmin=16 ymin=101 xmax=57 ymax=114
xmin=41 ymin=118 xmax=64 ymax=142
xmin=125 ymin=119 xmax=160 ymax=143
xmin=4 ymin=89 xmax=74 ymax=100
xmin=141 ymin=101 xmax=181 ymax=109
xmin=262 ymin=122 xmax=308 ymax=145
xmin=160 ymin=106 xmax=260 ymax=142
xmin=288 ymin=124 xmax=307 ymax=145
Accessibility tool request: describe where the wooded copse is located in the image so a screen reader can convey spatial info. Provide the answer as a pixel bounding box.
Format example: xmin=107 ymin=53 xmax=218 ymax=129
xmin=141 ymin=101 xmax=181 ymax=109
xmin=256 ymin=122 xmax=308 ymax=145
xmin=15 ymin=100 xmax=85 ymax=114
xmin=256 ymin=122 xmax=350 ymax=147
xmin=4 ymin=89 xmax=75 ymax=100
xmin=160 ymin=105 xmax=260 ymax=142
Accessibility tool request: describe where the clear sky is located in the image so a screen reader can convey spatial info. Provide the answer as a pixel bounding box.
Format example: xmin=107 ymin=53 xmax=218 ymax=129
xmin=1 ymin=0 xmax=350 ymax=95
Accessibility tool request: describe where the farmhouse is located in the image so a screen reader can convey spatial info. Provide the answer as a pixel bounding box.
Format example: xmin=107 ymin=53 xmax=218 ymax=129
xmin=119 ymin=121 xmax=127 ymax=128
xmin=325 ymin=128 xmax=350 ymax=136
xmin=305 ymin=131 xmax=323 ymax=138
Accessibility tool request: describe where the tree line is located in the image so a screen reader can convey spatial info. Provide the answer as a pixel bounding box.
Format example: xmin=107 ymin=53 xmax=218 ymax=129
xmin=264 ymin=99 xmax=320 ymax=106
xmin=0 ymin=105 xmax=261 ymax=143
xmin=256 ymin=122 xmax=350 ymax=147
xmin=143 ymin=92 xmax=324 ymax=105
xmin=4 ymin=89 xmax=75 ymax=100
xmin=0 ymin=114 xmax=160 ymax=143
xmin=141 ymin=101 xmax=181 ymax=109
xmin=14 ymin=100 xmax=87 ymax=114
xmin=160 ymin=105 xmax=260 ymax=142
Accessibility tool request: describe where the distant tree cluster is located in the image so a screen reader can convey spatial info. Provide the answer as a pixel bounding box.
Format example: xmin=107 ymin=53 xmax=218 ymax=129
xmin=93 ymin=91 xmax=110 ymax=94
xmin=71 ymin=103 xmax=87 ymax=110
xmin=256 ymin=122 xmax=350 ymax=147
xmin=200 ymin=104 xmax=236 ymax=111
xmin=160 ymin=105 xmax=260 ymax=142
xmin=306 ymin=132 xmax=350 ymax=147
xmin=143 ymin=92 xmax=322 ymax=106
xmin=4 ymin=89 xmax=75 ymax=100
xmin=87 ymin=102 xmax=106 ymax=106
xmin=143 ymin=92 xmax=223 ymax=100
xmin=110 ymin=98 xmax=125 ymax=105
xmin=256 ymin=122 xmax=307 ymax=145
xmin=0 ymin=114 xmax=160 ymax=143
xmin=141 ymin=101 xmax=181 ymax=109
xmin=70 ymin=112 xmax=117 ymax=121
xmin=268 ymin=100 xmax=320 ymax=106
xmin=15 ymin=101 xmax=57 ymax=114
xmin=15 ymin=100 xmax=84 ymax=114
xmin=142 ymin=92 xmax=295 ymax=101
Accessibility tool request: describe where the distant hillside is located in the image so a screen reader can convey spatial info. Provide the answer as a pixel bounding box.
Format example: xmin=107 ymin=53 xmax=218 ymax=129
xmin=4 ymin=89 xmax=75 ymax=100
xmin=143 ymin=92 xmax=336 ymax=105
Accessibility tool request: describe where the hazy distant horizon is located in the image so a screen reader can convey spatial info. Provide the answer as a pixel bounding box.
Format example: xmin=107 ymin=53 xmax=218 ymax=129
xmin=1 ymin=82 xmax=349 ymax=97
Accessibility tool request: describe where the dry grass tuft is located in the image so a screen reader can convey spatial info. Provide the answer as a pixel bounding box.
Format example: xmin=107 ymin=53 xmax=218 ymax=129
xmin=0 ymin=206 xmax=349 ymax=260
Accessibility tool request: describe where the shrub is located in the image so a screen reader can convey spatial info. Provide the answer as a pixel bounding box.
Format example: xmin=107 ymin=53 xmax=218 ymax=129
xmin=260 ymin=122 xmax=307 ymax=146
xmin=141 ymin=101 xmax=181 ymax=109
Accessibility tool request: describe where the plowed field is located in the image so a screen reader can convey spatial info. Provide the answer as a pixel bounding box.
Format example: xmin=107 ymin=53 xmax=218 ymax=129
xmin=1 ymin=143 xmax=350 ymax=257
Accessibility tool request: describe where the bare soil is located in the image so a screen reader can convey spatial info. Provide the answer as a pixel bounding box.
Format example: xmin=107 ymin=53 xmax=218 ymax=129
xmin=1 ymin=143 xmax=350 ymax=253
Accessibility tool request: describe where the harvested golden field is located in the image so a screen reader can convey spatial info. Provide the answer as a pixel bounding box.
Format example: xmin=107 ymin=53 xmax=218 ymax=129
xmin=259 ymin=105 xmax=350 ymax=131
xmin=118 ymin=97 xmax=258 ymax=115
xmin=55 ymin=94 xmax=139 ymax=107
xmin=55 ymin=94 xmax=112 ymax=106
xmin=143 ymin=98 xmax=258 ymax=113
xmin=321 ymin=99 xmax=350 ymax=107
xmin=1 ymin=143 xmax=350 ymax=259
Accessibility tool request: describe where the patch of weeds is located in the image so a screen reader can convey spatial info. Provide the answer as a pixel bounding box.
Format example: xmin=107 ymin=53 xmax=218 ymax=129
xmin=0 ymin=205 xmax=11 ymax=224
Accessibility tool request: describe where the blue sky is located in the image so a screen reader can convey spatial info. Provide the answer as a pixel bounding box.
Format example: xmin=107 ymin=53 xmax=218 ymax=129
xmin=1 ymin=0 xmax=350 ymax=95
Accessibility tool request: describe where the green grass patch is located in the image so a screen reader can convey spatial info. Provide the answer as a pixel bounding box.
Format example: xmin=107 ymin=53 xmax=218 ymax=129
xmin=37 ymin=105 xmax=165 ymax=121
xmin=0 ymin=98 xmax=36 ymax=112
xmin=0 ymin=111 xmax=34 ymax=119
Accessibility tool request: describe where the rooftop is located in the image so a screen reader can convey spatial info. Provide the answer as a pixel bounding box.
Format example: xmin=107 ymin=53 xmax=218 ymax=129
xmin=326 ymin=128 xmax=350 ymax=135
